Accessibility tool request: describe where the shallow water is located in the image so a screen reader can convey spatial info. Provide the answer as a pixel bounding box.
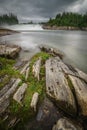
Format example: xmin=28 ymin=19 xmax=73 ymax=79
xmin=0 ymin=24 xmax=87 ymax=73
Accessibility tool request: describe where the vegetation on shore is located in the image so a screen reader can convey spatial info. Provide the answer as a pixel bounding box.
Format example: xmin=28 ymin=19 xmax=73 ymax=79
xmin=45 ymin=12 xmax=87 ymax=29
xmin=0 ymin=13 xmax=19 ymax=25
xmin=0 ymin=52 xmax=51 ymax=130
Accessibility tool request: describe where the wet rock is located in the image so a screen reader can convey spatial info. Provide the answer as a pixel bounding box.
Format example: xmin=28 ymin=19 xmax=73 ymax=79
xmin=0 ymin=44 xmax=21 ymax=59
xmin=45 ymin=57 xmax=76 ymax=116
xmin=52 ymin=117 xmax=83 ymax=130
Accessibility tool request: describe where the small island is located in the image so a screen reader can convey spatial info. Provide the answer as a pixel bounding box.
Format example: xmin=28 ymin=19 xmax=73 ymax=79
xmin=43 ymin=12 xmax=87 ymax=31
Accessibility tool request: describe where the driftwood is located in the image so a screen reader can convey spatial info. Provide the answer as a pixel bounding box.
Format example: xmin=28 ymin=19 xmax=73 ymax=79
xmin=0 ymin=78 xmax=21 ymax=114
xmin=45 ymin=58 xmax=76 ymax=115
xmin=69 ymin=75 xmax=87 ymax=117
xmin=13 ymin=83 xmax=27 ymax=105
xmin=30 ymin=92 xmax=39 ymax=111
xmin=32 ymin=58 xmax=42 ymax=81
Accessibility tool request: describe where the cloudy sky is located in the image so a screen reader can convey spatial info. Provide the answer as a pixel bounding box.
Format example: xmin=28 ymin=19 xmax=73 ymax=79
xmin=0 ymin=0 xmax=87 ymax=22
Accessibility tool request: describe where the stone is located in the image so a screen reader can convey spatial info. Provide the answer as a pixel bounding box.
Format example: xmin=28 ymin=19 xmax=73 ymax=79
xmin=0 ymin=44 xmax=21 ymax=59
xmin=30 ymin=92 xmax=39 ymax=111
xmin=0 ymin=79 xmax=21 ymax=114
xmin=69 ymin=75 xmax=87 ymax=117
xmin=32 ymin=57 xmax=42 ymax=81
xmin=39 ymin=46 xmax=63 ymax=59
xmin=13 ymin=83 xmax=27 ymax=105
xmin=20 ymin=62 xmax=29 ymax=74
xmin=45 ymin=57 xmax=77 ymax=115
xmin=52 ymin=118 xmax=83 ymax=130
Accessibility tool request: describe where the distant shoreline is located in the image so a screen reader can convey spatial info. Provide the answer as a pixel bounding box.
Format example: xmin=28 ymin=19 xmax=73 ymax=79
xmin=0 ymin=28 xmax=19 ymax=37
xmin=43 ymin=25 xmax=87 ymax=31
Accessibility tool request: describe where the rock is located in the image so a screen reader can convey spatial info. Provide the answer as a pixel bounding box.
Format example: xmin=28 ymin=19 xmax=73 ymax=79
xmin=30 ymin=92 xmax=39 ymax=111
xmin=0 ymin=78 xmax=16 ymax=98
xmin=45 ymin=57 xmax=77 ymax=115
xmin=32 ymin=57 xmax=42 ymax=81
xmin=20 ymin=61 xmax=29 ymax=74
xmin=52 ymin=118 xmax=83 ymax=130
xmin=76 ymin=68 xmax=87 ymax=83
xmin=25 ymin=67 xmax=29 ymax=80
xmin=39 ymin=46 xmax=63 ymax=59
xmin=0 ymin=79 xmax=21 ymax=114
xmin=0 ymin=44 xmax=21 ymax=59
xmin=69 ymin=75 xmax=87 ymax=117
xmin=13 ymin=83 xmax=27 ymax=105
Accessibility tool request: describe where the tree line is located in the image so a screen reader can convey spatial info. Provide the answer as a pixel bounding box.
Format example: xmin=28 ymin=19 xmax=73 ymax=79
xmin=0 ymin=13 xmax=19 ymax=25
xmin=46 ymin=12 xmax=87 ymax=28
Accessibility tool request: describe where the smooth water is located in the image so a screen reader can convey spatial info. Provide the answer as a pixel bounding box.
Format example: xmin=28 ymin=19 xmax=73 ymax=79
xmin=0 ymin=24 xmax=87 ymax=73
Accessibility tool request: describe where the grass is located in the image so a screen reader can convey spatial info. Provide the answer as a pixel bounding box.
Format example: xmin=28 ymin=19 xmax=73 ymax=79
xmin=0 ymin=57 xmax=25 ymax=89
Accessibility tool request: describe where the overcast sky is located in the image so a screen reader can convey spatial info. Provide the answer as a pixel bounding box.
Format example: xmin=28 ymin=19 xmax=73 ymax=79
xmin=0 ymin=0 xmax=87 ymax=22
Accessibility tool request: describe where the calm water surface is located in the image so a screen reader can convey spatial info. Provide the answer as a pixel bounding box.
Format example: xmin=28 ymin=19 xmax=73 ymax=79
xmin=0 ymin=24 xmax=87 ymax=73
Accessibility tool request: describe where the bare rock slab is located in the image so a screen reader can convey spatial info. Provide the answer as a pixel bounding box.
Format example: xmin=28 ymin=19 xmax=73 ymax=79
xmin=69 ymin=75 xmax=87 ymax=117
xmin=30 ymin=92 xmax=39 ymax=111
xmin=13 ymin=83 xmax=27 ymax=105
xmin=45 ymin=58 xmax=76 ymax=115
xmin=32 ymin=58 xmax=42 ymax=81
xmin=52 ymin=118 xmax=83 ymax=130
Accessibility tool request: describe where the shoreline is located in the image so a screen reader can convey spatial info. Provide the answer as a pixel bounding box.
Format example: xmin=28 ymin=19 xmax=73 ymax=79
xmin=42 ymin=25 xmax=87 ymax=31
xmin=0 ymin=28 xmax=19 ymax=37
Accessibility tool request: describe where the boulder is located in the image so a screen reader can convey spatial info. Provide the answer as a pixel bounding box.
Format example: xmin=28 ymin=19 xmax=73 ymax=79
xmin=52 ymin=118 xmax=83 ymax=130
xmin=0 ymin=44 xmax=21 ymax=59
xmin=45 ymin=57 xmax=77 ymax=115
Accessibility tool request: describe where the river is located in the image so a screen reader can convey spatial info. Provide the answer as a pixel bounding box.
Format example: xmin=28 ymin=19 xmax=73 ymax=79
xmin=0 ymin=24 xmax=87 ymax=73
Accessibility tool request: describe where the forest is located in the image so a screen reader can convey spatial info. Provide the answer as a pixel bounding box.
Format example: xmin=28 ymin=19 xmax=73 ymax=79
xmin=46 ymin=12 xmax=87 ymax=28
xmin=0 ymin=13 xmax=19 ymax=25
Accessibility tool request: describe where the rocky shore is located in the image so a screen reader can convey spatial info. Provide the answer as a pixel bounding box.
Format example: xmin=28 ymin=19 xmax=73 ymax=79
xmin=0 ymin=28 xmax=18 ymax=37
xmin=0 ymin=44 xmax=87 ymax=130
xmin=43 ymin=25 xmax=87 ymax=31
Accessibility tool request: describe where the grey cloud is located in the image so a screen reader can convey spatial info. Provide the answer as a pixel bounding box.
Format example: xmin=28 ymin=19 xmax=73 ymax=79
xmin=0 ymin=0 xmax=87 ymax=22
